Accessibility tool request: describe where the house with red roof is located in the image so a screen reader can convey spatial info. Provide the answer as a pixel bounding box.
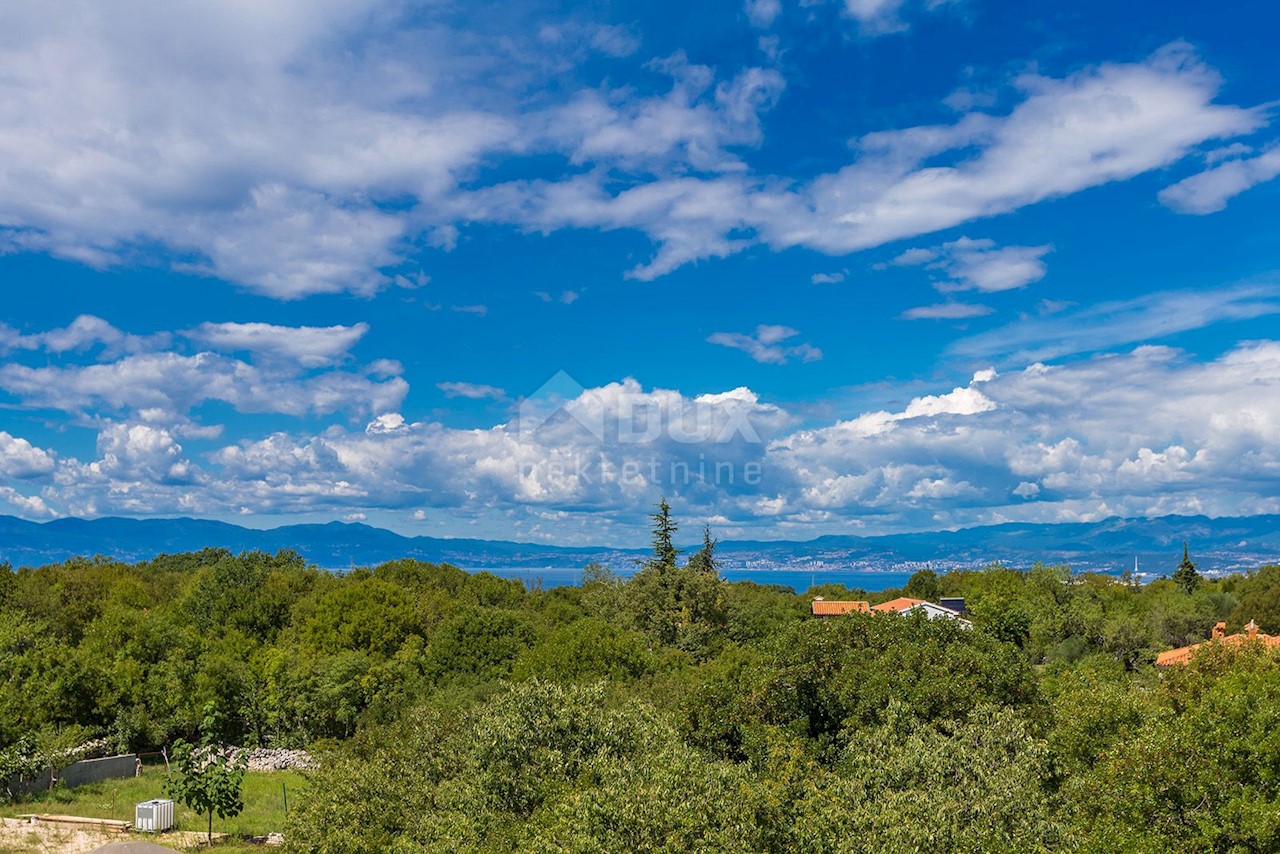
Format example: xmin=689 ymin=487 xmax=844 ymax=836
xmin=871 ymin=596 xmax=971 ymax=625
xmin=1155 ymin=619 xmax=1280 ymax=666
xmin=810 ymin=597 xmax=870 ymax=617
xmin=811 ymin=595 xmax=970 ymax=626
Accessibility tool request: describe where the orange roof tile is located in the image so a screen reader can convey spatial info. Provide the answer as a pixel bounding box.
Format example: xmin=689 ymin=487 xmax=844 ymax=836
xmin=811 ymin=599 xmax=871 ymax=616
xmin=870 ymin=597 xmax=926 ymax=613
xmin=1155 ymin=621 xmax=1280 ymax=666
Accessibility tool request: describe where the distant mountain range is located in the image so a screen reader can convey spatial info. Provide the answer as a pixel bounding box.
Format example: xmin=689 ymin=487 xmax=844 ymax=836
xmin=3 ymin=512 xmax=1280 ymax=578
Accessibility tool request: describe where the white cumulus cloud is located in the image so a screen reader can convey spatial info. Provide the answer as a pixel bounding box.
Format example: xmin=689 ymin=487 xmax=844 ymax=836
xmin=0 ymin=431 xmax=56 ymax=478
xmin=0 ymin=319 xmax=407 ymax=421
xmin=16 ymin=340 xmax=1280 ymax=539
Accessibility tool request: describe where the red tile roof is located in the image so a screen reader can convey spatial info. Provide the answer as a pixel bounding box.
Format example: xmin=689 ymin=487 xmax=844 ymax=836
xmin=811 ymin=598 xmax=871 ymax=616
xmin=870 ymin=597 xmax=926 ymax=613
xmin=1155 ymin=620 xmax=1280 ymax=666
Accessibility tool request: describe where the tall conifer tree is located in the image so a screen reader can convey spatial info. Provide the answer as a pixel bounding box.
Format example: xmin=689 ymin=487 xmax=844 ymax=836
xmin=1172 ymin=541 xmax=1201 ymax=594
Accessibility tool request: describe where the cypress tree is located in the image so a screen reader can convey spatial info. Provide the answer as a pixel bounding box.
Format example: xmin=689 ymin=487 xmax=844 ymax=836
xmin=1172 ymin=541 xmax=1201 ymax=594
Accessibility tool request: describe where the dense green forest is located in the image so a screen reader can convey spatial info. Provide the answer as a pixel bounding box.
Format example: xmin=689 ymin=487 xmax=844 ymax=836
xmin=5 ymin=502 xmax=1280 ymax=851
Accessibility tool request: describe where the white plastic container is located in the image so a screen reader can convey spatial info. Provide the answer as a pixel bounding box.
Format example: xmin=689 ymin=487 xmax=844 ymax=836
xmin=134 ymin=798 xmax=174 ymax=832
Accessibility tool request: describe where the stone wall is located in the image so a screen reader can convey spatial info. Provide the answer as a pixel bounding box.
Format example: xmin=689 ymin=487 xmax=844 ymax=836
xmin=239 ymin=747 xmax=314 ymax=772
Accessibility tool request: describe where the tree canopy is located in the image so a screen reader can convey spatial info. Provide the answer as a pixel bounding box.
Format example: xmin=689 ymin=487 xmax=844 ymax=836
xmin=1 ymin=504 xmax=1276 ymax=852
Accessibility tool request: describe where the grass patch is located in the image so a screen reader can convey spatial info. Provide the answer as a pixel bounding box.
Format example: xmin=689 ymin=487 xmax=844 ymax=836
xmin=0 ymin=834 xmax=51 ymax=854
xmin=1 ymin=767 xmax=306 ymax=839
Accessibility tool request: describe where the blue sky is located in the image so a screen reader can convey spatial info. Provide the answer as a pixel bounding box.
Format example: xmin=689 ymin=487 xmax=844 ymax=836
xmin=2 ymin=0 xmax=1280 ymax=545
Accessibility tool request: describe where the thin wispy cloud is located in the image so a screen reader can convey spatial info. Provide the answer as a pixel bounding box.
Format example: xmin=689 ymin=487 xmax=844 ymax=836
xmin=1159 ymin=144 xmax=1280 ymax=213
xmin=892 ymin=237 xmax=1052 ymax=292
xmin=902 ymin=302 xmax=995 ymax=320
xmin=0 ymin=7 xmax=1267 ymax=296
xmin=467 ymin=44 xmax=1266 ymax=283
xmin=707 ymin=324 xmax=823 ymax=364
xmin=744 ymin=0 xmax=782 ymax=28
xmin=745 ymin=0 xmax=953 ymax=34
xmin=437 ymin=381 xmax=508 ymax=400
xmin=534 ymin=290 xmax=580 ymax=304
xmin=186 ymin=322 xmax=369 ymax=368
xmin=948 ymin=284 xmax=1280 ymax=364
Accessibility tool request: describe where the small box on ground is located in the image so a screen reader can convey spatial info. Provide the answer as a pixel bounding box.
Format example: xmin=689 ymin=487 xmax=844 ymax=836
xmin=134 ymin=798 xmax=174 ymax=832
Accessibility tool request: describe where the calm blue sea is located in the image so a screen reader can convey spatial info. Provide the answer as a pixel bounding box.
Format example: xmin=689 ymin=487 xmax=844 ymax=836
xmin=480 ymin=566 xmax=916 ymax=594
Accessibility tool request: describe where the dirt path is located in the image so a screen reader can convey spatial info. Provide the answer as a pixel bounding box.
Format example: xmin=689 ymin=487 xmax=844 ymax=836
xmin=0 ymin=817 xmax=212 ymax=852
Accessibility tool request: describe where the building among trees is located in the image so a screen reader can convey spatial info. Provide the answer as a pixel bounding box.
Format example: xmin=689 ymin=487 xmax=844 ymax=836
xmin=811 ymin=596 xmax=970 ymax=625
xmin=1155 ymin=619 xmax=1280 ymax=666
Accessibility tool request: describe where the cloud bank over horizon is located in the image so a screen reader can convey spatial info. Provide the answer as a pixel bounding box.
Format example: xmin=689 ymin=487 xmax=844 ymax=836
xmin=4 ymin=313 xmax=1280 ymax=545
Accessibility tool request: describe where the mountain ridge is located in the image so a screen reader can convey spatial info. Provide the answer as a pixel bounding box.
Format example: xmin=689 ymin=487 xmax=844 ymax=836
xmin=3 ymin=512 xmax=1280 ymax=576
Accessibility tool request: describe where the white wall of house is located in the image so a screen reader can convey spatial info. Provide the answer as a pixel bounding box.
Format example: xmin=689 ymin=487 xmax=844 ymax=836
xmin=901 ymin=602 xmax=971 ymax=626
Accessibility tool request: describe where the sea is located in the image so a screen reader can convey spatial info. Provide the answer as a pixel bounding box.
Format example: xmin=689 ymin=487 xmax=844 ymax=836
xmin=480 ymin=566 xmax=918 ymax=593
